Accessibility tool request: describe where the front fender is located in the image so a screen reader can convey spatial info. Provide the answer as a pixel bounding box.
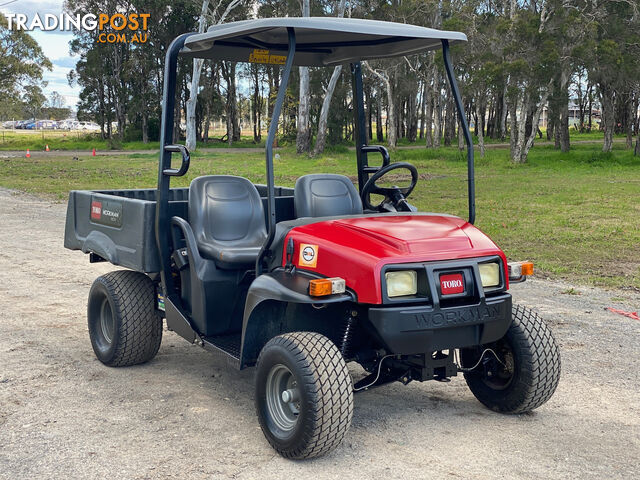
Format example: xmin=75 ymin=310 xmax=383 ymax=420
xmin=239 ymin=269 xmax=355 ymax=368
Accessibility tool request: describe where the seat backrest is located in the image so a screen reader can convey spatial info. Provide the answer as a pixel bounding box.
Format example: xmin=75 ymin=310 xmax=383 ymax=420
xmin=294 ymin=174 xmax=363 ymax=218
xmin=189 ymin=175 xmax=267 ymax=250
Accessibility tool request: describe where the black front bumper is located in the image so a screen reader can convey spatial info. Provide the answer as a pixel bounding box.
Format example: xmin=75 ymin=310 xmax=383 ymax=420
xmin=366 ymin=293 xmax=512 ymax=355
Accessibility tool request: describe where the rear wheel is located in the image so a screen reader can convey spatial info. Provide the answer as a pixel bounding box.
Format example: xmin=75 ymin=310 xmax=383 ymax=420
xmin=460 ymin=304 xmax=560 ymax=413
xmin=88 ymin=270 xmax=162 ymax=367
xmin=255 ymin=332 xmax=353 ymax=459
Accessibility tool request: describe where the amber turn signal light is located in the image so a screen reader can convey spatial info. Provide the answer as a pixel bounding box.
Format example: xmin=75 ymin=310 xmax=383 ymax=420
xmin=508 ymin=261 xmax=534 ymax=281
xmin=520 ymin=261 xmax=534 ymax=276
xmin=309 ymin=277 xmax=346 ymax=297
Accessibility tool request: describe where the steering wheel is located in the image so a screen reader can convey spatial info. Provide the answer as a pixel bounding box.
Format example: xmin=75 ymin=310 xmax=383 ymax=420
xmin=361 ymin=162 xmax=418 ymax=212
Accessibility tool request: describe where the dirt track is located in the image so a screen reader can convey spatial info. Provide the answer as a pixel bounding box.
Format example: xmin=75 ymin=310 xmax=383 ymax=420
xmin=0 ymin=188 xmax=638 ymax=479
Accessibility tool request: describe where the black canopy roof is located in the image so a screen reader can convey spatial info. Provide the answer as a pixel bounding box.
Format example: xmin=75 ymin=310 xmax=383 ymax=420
xmin=182 ymin=17 xmax=467 ymax=66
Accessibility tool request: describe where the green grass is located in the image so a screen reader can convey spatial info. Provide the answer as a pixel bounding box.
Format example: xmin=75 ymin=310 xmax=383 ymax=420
xmin=3 ymin=127 xmax=624 ymax=152
xmin=0 ymin=130 xmax=265 ymax=151
xmin=1 ymin=142 xmax=638 ymax=290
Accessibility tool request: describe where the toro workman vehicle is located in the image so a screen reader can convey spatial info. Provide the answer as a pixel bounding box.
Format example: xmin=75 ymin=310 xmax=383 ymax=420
xmin=65 ymin=18 xmax=561 ymax=459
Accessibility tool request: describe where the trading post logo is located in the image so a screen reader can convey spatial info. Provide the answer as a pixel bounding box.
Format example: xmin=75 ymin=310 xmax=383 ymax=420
xmin=3 ymin=11 xmax=150 ymax=44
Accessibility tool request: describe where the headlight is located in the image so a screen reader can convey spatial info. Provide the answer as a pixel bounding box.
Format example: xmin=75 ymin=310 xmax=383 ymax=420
xmin=385 ymin=270 xmax=418 ymax=297
xmin=479 ymin=262 xmax=500 ymax=288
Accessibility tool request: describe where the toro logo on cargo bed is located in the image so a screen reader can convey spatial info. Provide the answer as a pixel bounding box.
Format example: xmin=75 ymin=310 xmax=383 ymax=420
xmin=90 ymin=201 xmax=102 ymax=219
xmin=90 ymin=197 xmax=123 ymax=228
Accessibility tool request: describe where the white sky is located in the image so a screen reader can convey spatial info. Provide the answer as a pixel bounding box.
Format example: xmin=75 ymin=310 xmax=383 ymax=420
xmin=1 ymin=0 xmax=81 ymax=108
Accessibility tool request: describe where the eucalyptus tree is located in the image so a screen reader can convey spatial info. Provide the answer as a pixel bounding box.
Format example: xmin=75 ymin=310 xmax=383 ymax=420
xmin=313 ymin=0 xmax=347 ymax=155
xmin=185 ymin=0 xmax=247 ymax=151
xmin=0 ymin=14 xmax=51 ymax=120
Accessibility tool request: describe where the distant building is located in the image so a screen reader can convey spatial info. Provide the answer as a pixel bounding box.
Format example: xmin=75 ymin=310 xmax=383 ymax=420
xmin=539 ymin=99 xmax=601 ymax=129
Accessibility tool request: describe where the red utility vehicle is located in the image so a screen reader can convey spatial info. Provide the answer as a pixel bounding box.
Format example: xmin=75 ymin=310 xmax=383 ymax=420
xmin=64 ymin=18 xmax=560 ymax=459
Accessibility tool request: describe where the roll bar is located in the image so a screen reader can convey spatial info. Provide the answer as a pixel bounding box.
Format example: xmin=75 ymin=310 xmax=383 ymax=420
xmin=155 ymin=30 xmax=475 ymax=296
xmin=442 ymin=39 xmax=475 ymax=225
xmin=255 ymin=28 xmax=296 ymax=275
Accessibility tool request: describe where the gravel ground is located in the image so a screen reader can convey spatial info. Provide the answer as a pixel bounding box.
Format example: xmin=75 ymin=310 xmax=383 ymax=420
xmin=0 ymin=188 xmax=638 ymax=480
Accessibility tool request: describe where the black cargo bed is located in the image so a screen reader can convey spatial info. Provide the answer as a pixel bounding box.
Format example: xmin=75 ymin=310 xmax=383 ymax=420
xmin=64 ymin=185 xmax=294 ymax=273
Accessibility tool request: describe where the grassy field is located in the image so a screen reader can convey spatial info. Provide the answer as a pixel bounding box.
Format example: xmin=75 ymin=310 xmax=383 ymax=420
xmin=0 ymin=129 xmax=265 ymax=151
xmin=0 ymin=142 xmax=638 ymax=290
xmin=0 ymin=127 xmax=626 ymax=152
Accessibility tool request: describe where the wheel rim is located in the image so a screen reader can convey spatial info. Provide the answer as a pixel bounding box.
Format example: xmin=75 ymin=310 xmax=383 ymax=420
xmin=265 ymin=364 xmax=300 ymax=436
xmin=480 ymin=341 xmax=515 ymax=390
xmin=99 ymin=297 xmax=115 ymax=345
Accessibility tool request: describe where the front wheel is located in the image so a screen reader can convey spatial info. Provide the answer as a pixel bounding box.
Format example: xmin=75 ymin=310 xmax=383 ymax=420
xmin=255 ymin=332 xmax=353 ymax=459
xmin=460 ymin=304 xmax=561 ymax=413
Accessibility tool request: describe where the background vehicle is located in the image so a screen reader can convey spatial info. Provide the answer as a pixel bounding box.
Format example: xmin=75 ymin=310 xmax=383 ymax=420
xmin=78 ymin=121 xmax=101 ymax=131
xmin=64 ymin=18 xmax=560 ymax=459
xmin=36 ymin=120 xmax=58 ymax=130
xmin=59 ymin=120 xmax=79 ymax=130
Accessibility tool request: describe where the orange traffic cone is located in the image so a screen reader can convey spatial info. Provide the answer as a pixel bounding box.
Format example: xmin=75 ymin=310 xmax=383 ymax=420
xmin=45 ymin=144 xmax=50 ymax=152
xmin=92 ymin=148 xmax=96 ymax=156
xmin=25 ymin=149 xmax=31 ymax=158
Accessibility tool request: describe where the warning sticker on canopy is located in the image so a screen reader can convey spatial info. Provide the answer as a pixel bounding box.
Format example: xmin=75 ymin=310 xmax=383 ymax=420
xmin=249 ymin=49 xmax=287 ymax=65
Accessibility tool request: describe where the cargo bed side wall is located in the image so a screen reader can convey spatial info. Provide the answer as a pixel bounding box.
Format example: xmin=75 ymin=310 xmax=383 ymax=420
xmin=63 ymin=185 xmax=295 ymax=273
xmin=64 ymin=190 xmax=188 ymax=273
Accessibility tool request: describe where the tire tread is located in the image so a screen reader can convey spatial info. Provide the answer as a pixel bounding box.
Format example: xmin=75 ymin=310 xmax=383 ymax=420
xmin=90 ymin=271 xmax=162 ymax=367
xmin=256 ymin=332 xmax=353 ymax=459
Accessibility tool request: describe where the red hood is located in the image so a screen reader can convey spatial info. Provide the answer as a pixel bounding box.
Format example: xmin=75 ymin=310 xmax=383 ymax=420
xmin=284 ymin=214 xmax=506 ymax=304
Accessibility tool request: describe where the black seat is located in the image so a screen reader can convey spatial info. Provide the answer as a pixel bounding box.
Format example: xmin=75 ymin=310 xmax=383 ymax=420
xmin=189 ymin=175 xmax=267 ymax=269
xmin=294 ymin=174 xmax=363 ymax=218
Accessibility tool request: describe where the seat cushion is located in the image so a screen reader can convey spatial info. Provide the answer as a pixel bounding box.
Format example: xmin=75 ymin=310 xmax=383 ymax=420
xmin=189 ymin=175 xmax=267 ymax=269
xmin=294 ymin=174 xmax=363 ymax=218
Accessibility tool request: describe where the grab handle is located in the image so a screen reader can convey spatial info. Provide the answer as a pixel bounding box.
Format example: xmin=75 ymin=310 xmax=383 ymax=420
xmin=360 ymin=145 xmax=390 ymax=173
xmin=163 ymin=144 xmax=190 ymax=176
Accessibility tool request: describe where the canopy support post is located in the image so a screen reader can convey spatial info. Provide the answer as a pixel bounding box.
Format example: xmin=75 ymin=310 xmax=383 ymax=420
xmin=155 ymin=33 xmax=195 ymax=296
xmin=442 ymin=39 xmax=475 ymax=225
xmin=256 ymin=28 xmax=296 ymax=275
xmin=351 ymin=62 xmax=369 ymax=194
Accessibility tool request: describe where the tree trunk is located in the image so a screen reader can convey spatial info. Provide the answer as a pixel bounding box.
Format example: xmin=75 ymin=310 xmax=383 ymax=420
xmin=408 ymin=94 xmax=418 ymax=142
xmin=186 ymin=57 xmax=204 ymax=151
xmin=296 ymin=0 xmax=311 ymax=154
xmin=313 ymin=65 xmax=343 ymax=154
xmin=509 ymin=90 xmax=526 ymax=163
xmin=309 ymin=0 xmax=344 ymax=155
xmin=142 ymin=113 xmax=148 ymax=144
xmin=625 ymin=94 xmax=634 ymax=149
xmin=511 ymin=86 xmax=551 ymax=163
xmin=385 ymin=78 xmax=396 ymax=148
xmin=444 ymin=95 xmax=454 ymax=147
xmin=185 ymin=0 xmax=243 ymax=149
xmin=203 ymin=100 xmax=210 ymax=143
xmin=419 ymin=81 xmax=426 ymax=140
xmin=186 ymin=0 xmax=210 ymax=151
xmin=499 ymin=83 xmax=508 ymax=140
xmin=364 ymin=62 xmax=396 ymax=147
xmin=252 ymin=65 xmax=261 ymax=143
xmin=223 ymin=62 xmax=240 ymax=145
xmin=600 ymin=84 xmax=616 ymax=153
xmin=376 ymin=88 xmax=384 ymax=142
xmin=559 ymin=102 xmax=570 ymax=152
xmin=476 ymin=101 xmax=486 ymax=157
xmin=558 ymin=71 xmax=570 ymax=152
xmin=433 ymin=71 xmax=442 ymax=147
xmin=425 ymin=84 xmax=433 ymax=147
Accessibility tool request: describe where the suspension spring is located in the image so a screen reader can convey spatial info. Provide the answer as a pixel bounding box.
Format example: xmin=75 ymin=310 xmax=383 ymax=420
xmin=340 ymin=312 xmax=357 ymax=357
